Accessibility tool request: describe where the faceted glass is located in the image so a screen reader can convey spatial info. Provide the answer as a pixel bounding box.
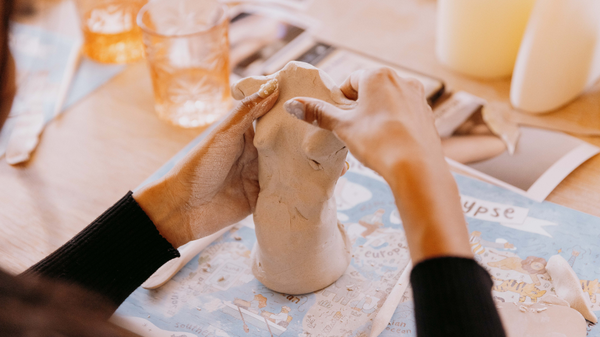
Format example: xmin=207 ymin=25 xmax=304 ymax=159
xmin=77 ymin=0 xmax=146 ymax=63
xmin=137 ymin=0 xmax=231 ymax=128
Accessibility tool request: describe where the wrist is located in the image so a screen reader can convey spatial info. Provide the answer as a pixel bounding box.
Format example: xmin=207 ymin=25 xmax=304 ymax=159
xmin=377 ymin=151 xmax=446 ymax=188
xmin=383 ymin=155 xmax=473 ymax=264
xmin=133 ymin=176 xmax=191 ymax=248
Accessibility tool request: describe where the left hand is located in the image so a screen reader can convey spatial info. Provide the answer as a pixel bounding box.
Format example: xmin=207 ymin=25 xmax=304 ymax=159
xmin=134 ymin=79 xmax=279 ymax=247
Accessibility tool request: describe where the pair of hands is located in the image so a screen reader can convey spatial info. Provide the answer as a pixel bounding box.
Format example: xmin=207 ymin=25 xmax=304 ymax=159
xmin=134 ymin=68 xmax=472 ymax=263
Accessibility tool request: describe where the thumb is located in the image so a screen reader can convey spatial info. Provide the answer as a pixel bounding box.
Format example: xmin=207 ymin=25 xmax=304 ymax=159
xmin=284 ymin=97 xmax=348 ymax=132
xmin=224 ymin=79 xmax=279 ymax=133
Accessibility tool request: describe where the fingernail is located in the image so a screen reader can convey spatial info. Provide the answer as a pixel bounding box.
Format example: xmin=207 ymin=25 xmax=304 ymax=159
xmin=257 ymin=78 xmax=278 ymax=98
xmin=284 ymin=99 xmax=305 ymax=120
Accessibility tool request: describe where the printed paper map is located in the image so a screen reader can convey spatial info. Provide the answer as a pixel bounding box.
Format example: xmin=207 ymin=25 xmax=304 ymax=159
xmin=117 ymin=152 xmax=600 ymax=336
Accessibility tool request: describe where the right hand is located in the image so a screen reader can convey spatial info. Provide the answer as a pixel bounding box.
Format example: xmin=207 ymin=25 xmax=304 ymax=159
xmin=285 ymin=67 xmax=473 ymax=263
xmin=283 ymin=67 xmax=445 ymax=181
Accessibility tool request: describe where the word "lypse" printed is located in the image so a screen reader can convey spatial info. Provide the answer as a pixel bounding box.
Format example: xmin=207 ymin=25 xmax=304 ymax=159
xmin=461 ymin=195 xmax=529 ymax=225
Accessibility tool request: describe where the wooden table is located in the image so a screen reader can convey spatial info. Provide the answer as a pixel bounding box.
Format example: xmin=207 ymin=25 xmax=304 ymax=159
xmin=1 ymin=0 xmax=600 ymax=274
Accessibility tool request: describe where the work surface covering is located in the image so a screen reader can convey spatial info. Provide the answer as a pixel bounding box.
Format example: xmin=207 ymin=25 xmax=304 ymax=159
xmin=114 ymin=128 xmax=600 ymax=336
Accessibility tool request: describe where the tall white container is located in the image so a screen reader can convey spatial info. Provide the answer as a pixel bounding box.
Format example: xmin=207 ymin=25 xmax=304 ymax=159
xmin=510 ymin=0 xmax=600 ymax=113
xmin=436 ymin=0 xmax=536 ymax=79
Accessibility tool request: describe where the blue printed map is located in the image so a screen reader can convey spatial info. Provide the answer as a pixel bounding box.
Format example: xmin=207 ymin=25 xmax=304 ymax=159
xmin=116 ymin=134 xmax=600 ymax=337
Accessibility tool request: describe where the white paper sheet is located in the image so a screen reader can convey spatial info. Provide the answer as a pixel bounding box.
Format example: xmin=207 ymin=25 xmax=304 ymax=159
xmin=447 ymin=127 xmax=600 ymax=202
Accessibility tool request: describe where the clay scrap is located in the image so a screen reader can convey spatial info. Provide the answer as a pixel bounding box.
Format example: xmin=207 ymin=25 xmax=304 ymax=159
xmin=231 ymin=61 xmax=354 ymax=294
xmin=546 ymin=254 xmax=598 ymax=323
xmin=497 ymin=298 xmax=587 ymax=337
xmin=499 ymin=254 xmax=598 ymax=335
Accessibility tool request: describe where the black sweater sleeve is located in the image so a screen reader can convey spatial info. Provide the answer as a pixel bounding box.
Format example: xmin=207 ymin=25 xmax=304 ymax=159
xmin=410 ymin=257 xmax=506 ymax=337
xmin=23 ymin=191 xmax=180 ymax=307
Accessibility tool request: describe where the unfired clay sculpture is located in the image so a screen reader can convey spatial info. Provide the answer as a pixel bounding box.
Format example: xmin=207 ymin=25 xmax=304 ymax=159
xmin=231 ymin=62 xmax=354 ymax=294
xmin=497 ymin=297 xmax=587 ymax=337
xmin=546 ymin=254 xmax=598 ymax=323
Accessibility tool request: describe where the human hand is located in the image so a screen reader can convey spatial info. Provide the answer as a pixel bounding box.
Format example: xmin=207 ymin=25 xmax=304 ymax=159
xmin=283 ymin=67 xmax=445 ymax=182
xmin=285 ymin=68 xmax=472 ymax=263
xmin=134 ymin=79 xmax=279 ymax=248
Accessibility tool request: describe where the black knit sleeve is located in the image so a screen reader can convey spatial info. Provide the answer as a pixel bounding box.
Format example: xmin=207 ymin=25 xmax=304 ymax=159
xmin=23 ymin=191 xmax=180 ymax=307
xmin=410 ymin=257 xmax=506 ymax=337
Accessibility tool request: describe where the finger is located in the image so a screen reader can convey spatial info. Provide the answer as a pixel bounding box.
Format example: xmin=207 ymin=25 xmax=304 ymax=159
xmin=339 ymin=69 xmax=364 ymax=100
xmin=218 ymin=79 xmax=279 ymax=137
xmin=233 ymin=78 xmax=279 ymax=121
xmin=284 ymin=97 xmax=349 ymax=132
xmin=340 ymin=161 xmax=349 ymax=176
xmin=231 ymin=75 xmax=274 ymax=100
xmin=238 ymin=124 xmax=259 ymax=166
xmin=402 ymin=77 xmax=425 ymax=96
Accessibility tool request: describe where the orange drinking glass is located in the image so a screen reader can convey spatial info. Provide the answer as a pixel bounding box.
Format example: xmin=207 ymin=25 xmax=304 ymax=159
xmin=137 ymin=0 xmax=231 ymax=128
xmin=77 ymin=0 xmax=147 ymax=63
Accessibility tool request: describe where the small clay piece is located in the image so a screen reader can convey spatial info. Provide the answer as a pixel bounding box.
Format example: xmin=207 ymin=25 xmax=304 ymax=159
xmin=231 ymin=61 xmax=353 ymax=294
xmin=538 ymin=294 xmax=569 ymax=307
xmin=497 ymin=300 xmax=587 ymax=337
xmin=482 ymin=102 xmax=521 ymax=155
xmin=546 ymin=255 xmax=598 ymax=323
xmin=441 ymin=135 xmax=506 ymax=164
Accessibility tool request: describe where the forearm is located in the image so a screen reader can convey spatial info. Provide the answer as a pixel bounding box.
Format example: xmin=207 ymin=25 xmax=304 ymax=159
xmin=382 ymin=155 xmax=505 ymax=336
xmin=384 ymin=156 xmax=472 ymax=264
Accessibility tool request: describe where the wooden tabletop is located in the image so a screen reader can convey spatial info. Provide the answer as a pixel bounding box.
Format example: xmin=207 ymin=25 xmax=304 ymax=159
xmin=2 ymin=0 xmax=600 ymax=274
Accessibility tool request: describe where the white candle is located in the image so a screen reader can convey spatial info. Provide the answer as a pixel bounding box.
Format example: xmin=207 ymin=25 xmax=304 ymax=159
xmin=510 ymin=0 xmax=600 ymax=113
xmin=436 ymin=0 xmax=536 ymax=79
